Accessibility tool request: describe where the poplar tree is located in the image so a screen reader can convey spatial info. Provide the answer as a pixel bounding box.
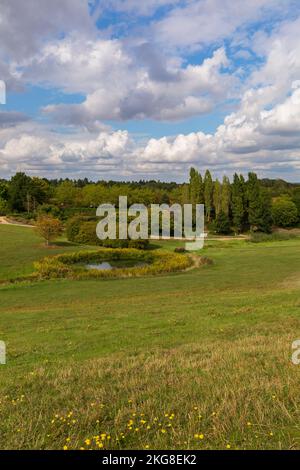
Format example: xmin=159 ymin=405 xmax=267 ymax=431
xmin=247 ymin=172 xmax=272 ymax=233
xmin=213 ymin=179 xmax=222 ymax=216
xmin=204 ymin=170 xmax=213 ymax=221
xmin=189 ymin=168 xmax=204 ymax=204
xmin=221 ymin=175 xmax=231 ymax=216
xmin=231 ymin=173 xmax=245 ymax=233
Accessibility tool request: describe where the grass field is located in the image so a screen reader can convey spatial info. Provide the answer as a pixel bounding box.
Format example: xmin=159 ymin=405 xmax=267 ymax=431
xmin=1 ymin=224 xmax=300 ymax=450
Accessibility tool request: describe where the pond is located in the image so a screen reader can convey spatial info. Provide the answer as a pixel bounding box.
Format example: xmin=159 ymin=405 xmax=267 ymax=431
xmin=85 ymin=260 xmax=148 ymax=271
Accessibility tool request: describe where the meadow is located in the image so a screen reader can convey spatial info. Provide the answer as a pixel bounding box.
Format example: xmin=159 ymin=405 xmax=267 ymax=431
xmin=1 ymin=224 xmax=300 ymax=450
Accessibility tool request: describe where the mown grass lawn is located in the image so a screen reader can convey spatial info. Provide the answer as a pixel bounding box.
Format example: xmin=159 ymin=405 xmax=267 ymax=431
xmin=0 ymin=225 xmax=300 ymax=450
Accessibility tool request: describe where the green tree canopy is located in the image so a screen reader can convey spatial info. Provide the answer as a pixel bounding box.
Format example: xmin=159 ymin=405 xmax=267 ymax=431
xmin=272 ymin=197 xmax=298 ymax=227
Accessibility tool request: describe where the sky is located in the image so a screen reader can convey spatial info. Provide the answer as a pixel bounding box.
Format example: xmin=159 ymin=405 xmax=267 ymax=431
xmin=0 ymin=0 xmax=300 ymax=182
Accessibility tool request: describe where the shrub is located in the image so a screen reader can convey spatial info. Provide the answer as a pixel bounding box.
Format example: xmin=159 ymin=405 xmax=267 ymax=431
xmin=66 ymin=216 xmax=95 ymax=243
xmin=37 ymin=204 xmax=61 ymax=219
xmin=272 ymin=197 xmax=298 ymax=228
xmin=75 ymin=221 xmax=100 ymax=245
xmin=127 ymin=239 xmax=149 ymax=250
xmin=66 ymin=216 xmax=149 ymax=249
xmin=248 ymin=232 xmax=297 ymax=243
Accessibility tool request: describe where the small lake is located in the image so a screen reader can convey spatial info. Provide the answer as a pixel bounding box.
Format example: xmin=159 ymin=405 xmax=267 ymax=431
xmin=85 ymin=260 xmax=147 ymax=271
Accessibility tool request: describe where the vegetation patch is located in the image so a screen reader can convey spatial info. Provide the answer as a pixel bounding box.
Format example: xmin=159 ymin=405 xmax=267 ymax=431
xmin=248 ymin=231 xmax=299 ymax=243
xmin=66 ymin=216 xmax=149 ymax=250
xmin=34 ymin=248 xmax=194 ymax=280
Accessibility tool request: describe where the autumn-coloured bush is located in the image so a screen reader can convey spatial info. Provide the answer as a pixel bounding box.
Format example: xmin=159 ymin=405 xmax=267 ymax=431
xmin=35 ymin=216 xmax=64 ymax=246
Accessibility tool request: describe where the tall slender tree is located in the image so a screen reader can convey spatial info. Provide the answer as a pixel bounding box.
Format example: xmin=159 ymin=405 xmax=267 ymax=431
xmin=231 ymin=173 xmax=245 ymax=233
xmin=204 ymin=170 xmax=213 ymax=220
xmin=221 ymin=175 xmax=231 ymax=216
xmin=189 ymin=168 xmax=204 ymax=204
xmin=247 ymin=172 xmax=272 ymax=233
xmin=8 ymin=172 xmax=33 ymax=212
xmin=213 ymin=179 xmax=222 ymax=216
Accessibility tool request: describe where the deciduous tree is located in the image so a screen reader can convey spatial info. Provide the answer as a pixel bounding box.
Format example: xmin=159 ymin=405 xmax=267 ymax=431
xmin=35 ymin=216 xmax=64 ymax=246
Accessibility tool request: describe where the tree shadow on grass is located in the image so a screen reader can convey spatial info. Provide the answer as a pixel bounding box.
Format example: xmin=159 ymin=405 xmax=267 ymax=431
xmin=52 ymin=240 xmax=79 ymax=247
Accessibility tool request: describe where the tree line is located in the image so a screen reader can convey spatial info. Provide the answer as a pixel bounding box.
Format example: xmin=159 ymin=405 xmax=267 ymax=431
xmin=188 ymin=169 xmax=274 ymax=234
xmin=0 ymin=170 xmax=300 ymax=234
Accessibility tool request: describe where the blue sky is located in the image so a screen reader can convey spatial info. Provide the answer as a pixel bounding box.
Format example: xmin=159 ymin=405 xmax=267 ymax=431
xmin=0 ymin=0 xmax=300 ymax=181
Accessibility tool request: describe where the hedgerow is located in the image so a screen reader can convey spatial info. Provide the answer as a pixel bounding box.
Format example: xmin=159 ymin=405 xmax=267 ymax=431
xmin=248 ymin=231 xmax=298 ymax=243
xmin=34 ymin=248 xmax=192 ymax=280
xmin=66 ymin=216 xmax=149 ymax=249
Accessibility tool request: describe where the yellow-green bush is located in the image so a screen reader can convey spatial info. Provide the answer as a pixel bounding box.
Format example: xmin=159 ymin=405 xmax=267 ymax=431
xmin=34 ymin=248 xmax=192 ymax=280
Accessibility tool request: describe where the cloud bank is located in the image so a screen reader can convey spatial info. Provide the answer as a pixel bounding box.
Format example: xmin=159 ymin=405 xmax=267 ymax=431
xmin=0 ymin=0 xmax=299 ymax=180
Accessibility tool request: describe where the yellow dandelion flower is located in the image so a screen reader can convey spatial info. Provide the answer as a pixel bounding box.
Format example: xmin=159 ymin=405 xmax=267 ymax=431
xmin=63 ymin=446 xmax=68 ymax=451
xmin=226 ymin=444 xmax=231 ymax=449
xmin=85 ymin=439 xmax=91 ymax=446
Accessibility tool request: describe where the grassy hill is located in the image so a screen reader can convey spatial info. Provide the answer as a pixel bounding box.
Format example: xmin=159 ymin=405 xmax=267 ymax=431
xmin=0 ymin=225 xmax=300 ymax=449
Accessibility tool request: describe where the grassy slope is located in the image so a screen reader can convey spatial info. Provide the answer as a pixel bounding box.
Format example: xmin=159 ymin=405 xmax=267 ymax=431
xmin=0 ymin=225 xmax=89 ymax=280
xmin=0 ymin=225 xmax=300 ymax=449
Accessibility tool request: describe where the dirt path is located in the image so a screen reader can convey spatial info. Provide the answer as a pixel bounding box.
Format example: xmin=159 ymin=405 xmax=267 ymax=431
xmin=151 ymin=234 xmax=249 ymax=242
xmin=0 ymin=217 xmax=249 ymax=240
xmin=0 ymin=216 xmax=34 ymax=228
